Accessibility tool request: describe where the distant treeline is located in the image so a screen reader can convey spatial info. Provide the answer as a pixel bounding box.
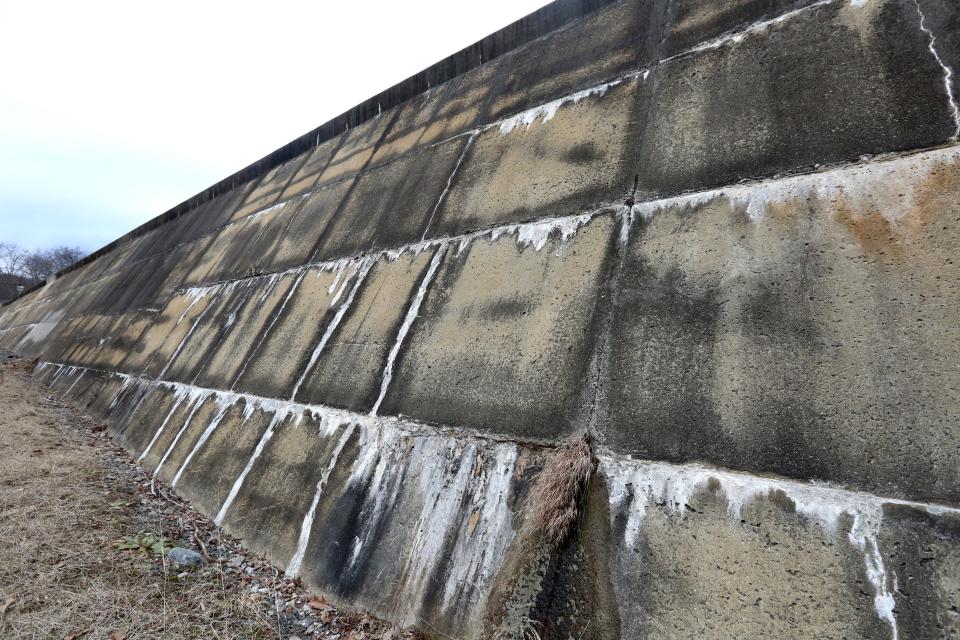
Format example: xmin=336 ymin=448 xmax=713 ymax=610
xmin=0 ymin=242 xmax=86 ymax=283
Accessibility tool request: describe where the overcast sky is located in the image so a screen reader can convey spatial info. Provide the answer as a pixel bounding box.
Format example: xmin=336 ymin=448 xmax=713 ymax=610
xmin=0 ymin=0 xmax=550 ymax=254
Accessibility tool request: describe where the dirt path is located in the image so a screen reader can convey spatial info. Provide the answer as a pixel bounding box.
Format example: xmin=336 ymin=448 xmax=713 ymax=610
xmin=0 ymin=356 xmax=416 ymax=640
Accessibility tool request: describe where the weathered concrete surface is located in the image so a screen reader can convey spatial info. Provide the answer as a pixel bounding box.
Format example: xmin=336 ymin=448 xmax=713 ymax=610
xmin=606 ymin=147 xmax=960 ymax=504
xmin=5 ymin=0 xmax=960 ymax=636
xmin=310 ymin=136 xmax=470 ymax=261
xmin=433 ymin=79 xmax=646 ymax=236
xmin=382 ymin=214 xmax=616 ymax=440
xmin=293 ymin=250 xmax=435 ymax=411
xmin=637 ymin=0 xmax=957 ymax=198
xmin=600 ymin=456 xmax=960 ymax=640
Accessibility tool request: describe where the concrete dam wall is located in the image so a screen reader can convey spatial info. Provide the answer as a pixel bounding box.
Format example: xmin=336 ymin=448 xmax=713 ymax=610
xmin=3 ymin=0 xmax=960 ymax=636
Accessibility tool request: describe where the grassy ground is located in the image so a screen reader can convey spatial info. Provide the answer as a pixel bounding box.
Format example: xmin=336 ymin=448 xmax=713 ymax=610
xmin=0 ymin=356 xmax=415 ymax=640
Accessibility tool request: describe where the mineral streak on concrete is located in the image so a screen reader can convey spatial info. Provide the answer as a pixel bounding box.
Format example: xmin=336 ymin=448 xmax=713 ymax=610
xmin=6 ymin=0 xmax=960 ymax=637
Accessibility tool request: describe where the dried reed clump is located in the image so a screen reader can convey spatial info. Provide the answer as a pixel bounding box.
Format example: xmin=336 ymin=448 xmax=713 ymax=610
xmin=526 ymin=439 xmax=595 ymax=545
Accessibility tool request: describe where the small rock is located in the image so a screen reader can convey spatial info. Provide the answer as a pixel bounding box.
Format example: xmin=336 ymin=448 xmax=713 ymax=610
xmin=167 ymin=547 xmax=205 ymax=567
xmin=245 ymin=566 xmax=255 ymax=575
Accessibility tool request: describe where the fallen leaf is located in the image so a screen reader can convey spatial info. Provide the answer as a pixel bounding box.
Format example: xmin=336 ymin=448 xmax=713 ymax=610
xmin=308 ymin=595 xmax=328 ymax=610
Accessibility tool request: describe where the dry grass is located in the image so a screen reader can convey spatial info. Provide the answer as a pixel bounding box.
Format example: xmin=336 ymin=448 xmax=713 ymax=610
xmin=525 ymin=439 xmax=595 ymax=546
xmin=0 ymin=358 xmax=418 ymax=640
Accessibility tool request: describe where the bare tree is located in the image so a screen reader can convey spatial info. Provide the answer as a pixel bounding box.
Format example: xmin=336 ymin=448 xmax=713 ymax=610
xmin=0 ymin=243 xmax=86 ymax=282
xmin=0 ymin=243 xmax=26 ymax=275
xmin=21 ymin=252 xmax=55 ymax=281
xmin=49 ymin=246 xmax=85 ymax=272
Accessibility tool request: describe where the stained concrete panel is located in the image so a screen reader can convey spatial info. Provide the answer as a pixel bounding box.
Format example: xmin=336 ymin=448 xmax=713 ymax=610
xmin=230 ymin=154 xmax=310 ymax=222
xmin=382 ymin=214 xmax=617 ymax=439
xmin=233 ymin=264 xmax=361 ymax=399
xmin=151 ymin=396 xmax=223 ymax=485
xmin=486 ymin=0 xmax=665 ymax=123
xmin=138 ymin=394 xmax=218 ymax=475
xmin=432 ymin=78 xmax=645 ymax=238
xmin=184 ymin=201 xmax=293 ymax=286
xmin=660 ymin=0 xmax=820 ymax=57
xmin=314 ymin=112 xmax=399 ymax=189
xmin=311 ymin=136 xmax=470 ymax=261
xmin=114 ymin=385 xmax=180 ymax=454
xmin=281 ymin=134 xmax=344 ymax=199
xmin=159 ymin=286 xmax=255 ymax=384
xmin=265 ymin=180 xmax=352 ymax=272
xmin=599 ymin=460 xmax=959 ymax=640
xmin=135 ymin=290 xmax=221 ymax=379
xmin=917 ymin=0 xmax=960 ymax=109
xmin=215 ymin=412 xmax=349 ymax=573
xmin=368 ymin=74 xmax=489 ymax=168
xmin=294 ymin=250 xmax=436 ymax=411
xmin=608 ymin=149 xmax=960 ymax=504
xmin=637 ymin=0 xmax=957 ymax=198
xmin=173 ymin=402 xmax=272 ymax=518
xmin=193 ymin=274 xmax=298 ymax=390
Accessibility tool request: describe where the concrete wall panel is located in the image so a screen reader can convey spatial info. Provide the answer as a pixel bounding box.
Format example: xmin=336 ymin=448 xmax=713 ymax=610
xmin=383 ymin=214 xmax=617 ymax=439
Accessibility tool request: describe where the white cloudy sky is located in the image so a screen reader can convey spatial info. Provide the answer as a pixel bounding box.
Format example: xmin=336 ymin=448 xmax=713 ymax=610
xmin=0 ymin=0 xmax=550 ymax=253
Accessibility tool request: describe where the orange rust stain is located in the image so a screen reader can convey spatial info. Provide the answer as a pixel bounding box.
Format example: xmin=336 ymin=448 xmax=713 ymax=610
xmin=834 ymin=199 xmax=904 ymax=263
xmin=834 ymin=155 xmax=960 ymax=261
xmin=765 ymin=198 xmax=802 ymax=226
xmin=903 ymin=156 xmax=960 ymax=233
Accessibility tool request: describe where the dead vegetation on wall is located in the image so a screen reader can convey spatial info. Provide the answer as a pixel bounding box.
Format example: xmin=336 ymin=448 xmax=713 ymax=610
xmin=525 ymin=439 xmax=595 ymax=546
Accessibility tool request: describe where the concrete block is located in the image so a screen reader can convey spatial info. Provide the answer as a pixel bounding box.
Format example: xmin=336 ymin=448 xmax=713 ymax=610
xmin=599 ymin=457 xmax=960 ymax=640
xmin=135 ymin=288 xmax=221 ymax=379
xmin=432 ymin=77 xmax=645 ymax=238
xmin=213 ymin=410 xmax=348 ymax=573
xmin=294 ymin=249 xmax=436 ymax=411
xmin=137 ymin=392 xmax=218 ymax=476
xmin=368 ymin=72 xmax=490 ymax=168
xmin=917 ymin=0 xmax=960 ymax=114
xmin=607 ymin=147 xmax=960 ymax=504
xmin=172 ymin=399 xmax=273 ymax=518
xmin=193 ymin=274 xmax=299 ymax=390
xmin=233 ymin=262 xmax=367 ymax=399
xmin=159 ymin=285 xmax=255 ymax=384
xmin=486 ymin=0 xmax=665 ymax=123
xmin=637 ymin=0 xmax=957 ymax=198
xmin=315 ymin=111 xmax=399 ymax=189
xmin=660 ymin=0 xmax=820 ymax=58
xmin=113 ymin=384 xmax=179 ymax=453
xmin=183 ymin=200 xmax=293 ymax=286
xmin=264 ymin=183 xmax=349 ymax=273
xmin=311 ymin=136 xmax=470 ymax=261
xmin=281 ymin=134 xmax=344 ymax=199
xmin=230 ymin=154 xmax=310 ymax=222
xmin=382 ymin=212 xmax=617 ymax=440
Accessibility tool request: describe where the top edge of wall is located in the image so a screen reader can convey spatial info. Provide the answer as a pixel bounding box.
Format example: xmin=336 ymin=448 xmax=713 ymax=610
xmin=5 ymin=0 xmax=618 ymax=306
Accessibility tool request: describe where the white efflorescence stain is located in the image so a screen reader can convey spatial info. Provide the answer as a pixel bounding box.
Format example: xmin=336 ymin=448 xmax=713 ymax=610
xmin=599 ymin=456 xmax=960 ymax=640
